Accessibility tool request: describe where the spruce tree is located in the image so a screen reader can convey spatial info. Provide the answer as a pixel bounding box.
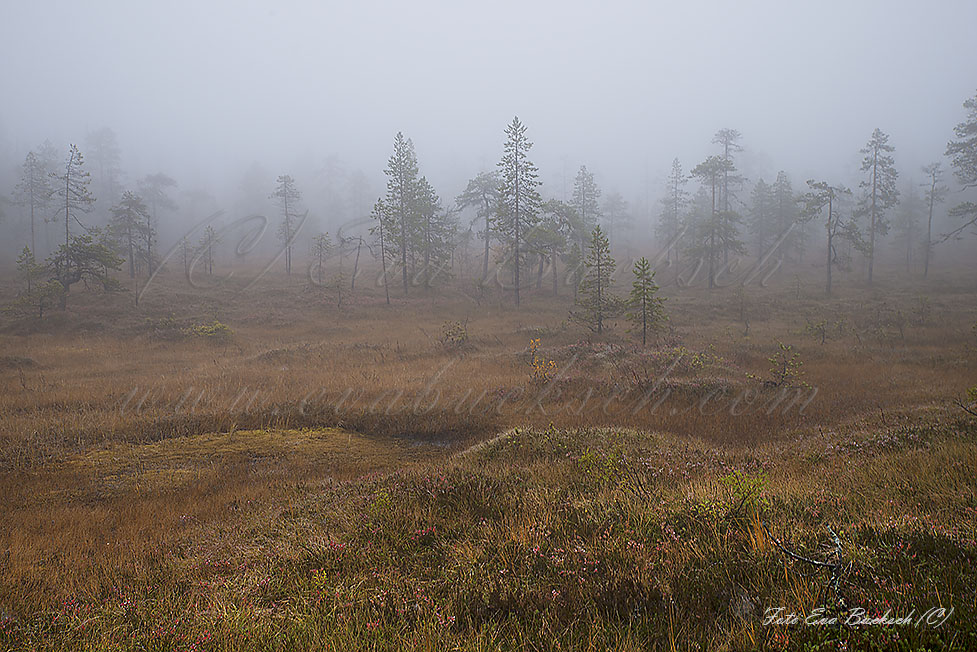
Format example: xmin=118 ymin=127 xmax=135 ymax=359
xmin=138 ymin=173 xmax=177 ymax=275
xmin=571 ymin=225 xmax=618 ymax=334
xmin=747 ymin=178 xmax=777 ymax=258
xmin=85 ymin=127 xmax=123 ymax=210
xmin=496 ymin=117 xmax=542 ymax=306
xmin=602 ymin=191 xmax=629 ymax=250
xmin=13 ymin=151 xmax=53 ymax=255
xmin=198 ymin=226 xmax=219 ymax=275
xmin=8 ymin=247 xmax=62 ymax=319
xmin=380 ymin=132 xmax=422 ymax=297
xmin=49 ymin=144 xmax=96 ymax=307
xmin=310 ymin=232 xmax=333 ymax=287
xmin=656 ymin=158 xmax=688 ymax=262
xmin=571 ymin=165 xmax=601 ymax=248
xmin=180 ymin=237 xmax=192 ymax=278
xmin=108 ymin=191 xmax=150 ymax=279
xmin=713 ymin=128 xmax=745 ymax=263
xmin=689 ymin=156 xmax=743 ymax=288
xmin=414 ymin=176 xmax=455 ymax=288
xmin=370 ymin=199 xmax=391 ymax=304
xmin=772 ymin=172 xmax=804 ymax=261
xmin=626 ymin=257 xmax=666 ymax=346
xmin=270 ymin=175 xmax=302 ymax=276
xmin=16 ymin=246 xmax=41 ymax=295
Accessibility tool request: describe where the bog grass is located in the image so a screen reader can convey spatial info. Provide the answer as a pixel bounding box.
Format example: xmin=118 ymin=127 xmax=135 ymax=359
xmin=0 ymin=263 xmax=975 ymax=650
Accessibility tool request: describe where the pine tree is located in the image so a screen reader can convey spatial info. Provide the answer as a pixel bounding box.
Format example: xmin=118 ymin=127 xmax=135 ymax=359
xmin=891 ymin=182 xmax=925 ymax=273
xmin=46 ymin=231 xmax=123 ymax=303
xmin=713 ymin=128 xmax=745 ymax=263
xmin=13 ymin=151 xmax=53 ymax=255
xmin=772 ymin=172 xmax=804 ymax=261
xmin=944 ymin=90 xmax=977 ymax=240
xmin=656 ymin=158 xmax=688 ymax=262
xmin=626 ymin=257 xmax=667 ymax=346
xmin=689 ymin=156 xmax=743 ymax=288
xmin=108 ymin=191 xmax=150 ymax=279
xmin=7 ymin=247 xmax=62 ymax=319
xmin=682 ymin=188 xmax=711 ymax=284
xmin=138 ymin=173 xmax=177 ymax=276
xmin=747 ymin=178 xmax=777 ymax=257
xmin=496 ymin=117 xmax=542 ymax=306
xmin=49 ymin=144 xmax=96 ymax=308
xmin=538 ymin=199 xmax=577 ymax=295
xmin=198 ymin=226 xmax=219 ymax=275
xmin=456 ymin=171 xmax=500 ymax=283
xmin=801 ymin=180 xmax=854 ymax=295
xmin=570 ymin=225 xmax=619 ymax=334
xmin=563 ymin=240 xmax=584 ymax=301
xmin=270 ymin=175 xmax=302 ymax=275
xmin=527 ymin=201 xmax=568 ymax=292
xmin=920 ymin=162 xmax=947 ymax=277
xmin=855 ymin=128 xmax=900 ymax=283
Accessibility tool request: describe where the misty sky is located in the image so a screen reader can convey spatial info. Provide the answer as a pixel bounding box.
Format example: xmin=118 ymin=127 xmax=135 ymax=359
xmin=2 ymin=0 xmax=976 ymax=213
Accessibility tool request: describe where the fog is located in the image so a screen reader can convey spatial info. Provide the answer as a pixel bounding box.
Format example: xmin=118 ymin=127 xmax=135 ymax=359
xmin=1 ymin=0 xmax=976 ymax=255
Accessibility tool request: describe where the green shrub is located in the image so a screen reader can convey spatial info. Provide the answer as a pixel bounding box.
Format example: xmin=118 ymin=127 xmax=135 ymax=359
xmin=183 ymin=320 xmax=233 ymax=342
xmin=439 ymin=320 xmax=469 ymax=350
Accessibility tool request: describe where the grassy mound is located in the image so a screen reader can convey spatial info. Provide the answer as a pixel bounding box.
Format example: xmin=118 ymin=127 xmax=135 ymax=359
xmin=3 ymin=419 xmax=975 ymax=650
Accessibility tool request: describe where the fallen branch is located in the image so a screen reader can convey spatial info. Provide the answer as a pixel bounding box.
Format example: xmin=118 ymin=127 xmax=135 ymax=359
xmin=762 ymin=521 xmax=847 ymax=593
xmin=954 ymin=399 xmax=977 ymax=418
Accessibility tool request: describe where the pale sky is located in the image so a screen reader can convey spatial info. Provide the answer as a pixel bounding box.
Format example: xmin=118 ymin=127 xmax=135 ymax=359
xmin=1 ymin=0 xmax=975 ymax=229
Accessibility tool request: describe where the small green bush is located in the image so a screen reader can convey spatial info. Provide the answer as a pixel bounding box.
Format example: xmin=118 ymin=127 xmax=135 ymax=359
xmin=183 ymin=320 xmax=233 ymax=342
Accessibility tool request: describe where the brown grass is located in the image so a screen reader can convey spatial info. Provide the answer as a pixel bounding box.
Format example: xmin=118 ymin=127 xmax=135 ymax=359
xmin=0 ymin=261 xmax=975 ymax=648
